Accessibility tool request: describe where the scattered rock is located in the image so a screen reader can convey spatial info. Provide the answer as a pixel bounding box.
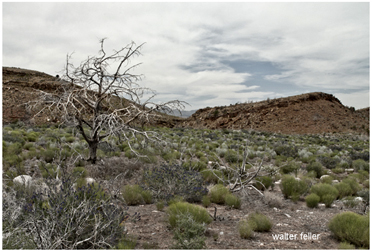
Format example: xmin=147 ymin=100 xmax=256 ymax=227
xmin=284 ymin=213 xmax=291 ymax=218
xmin=354 ymin=197 xmax=363 ymax=202
xmin=13 ymin=175 xmax=32 ymax=187
xmin=85 ymin=177 xmax=96 ymax=184
xmin=320 ymin=175 xmax=330 ymax=180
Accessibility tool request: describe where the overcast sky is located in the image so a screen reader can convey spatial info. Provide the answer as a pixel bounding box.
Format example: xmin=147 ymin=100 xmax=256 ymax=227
xmin=3 ymin=2 xmax=370 ymax=110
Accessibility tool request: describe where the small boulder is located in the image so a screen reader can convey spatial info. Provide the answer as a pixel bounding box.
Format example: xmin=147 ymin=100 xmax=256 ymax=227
xmin=85 ymin=177 xmax=96 ymax=185
xmin=13 ymin=175 xmax=32 ymax=187
xmin=320 ymin=175 xmax=330 ymax=180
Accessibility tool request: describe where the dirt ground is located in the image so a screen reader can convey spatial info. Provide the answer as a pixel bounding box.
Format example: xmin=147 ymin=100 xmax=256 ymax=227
xmin=122 ymin=185 xmax=366 ymax=249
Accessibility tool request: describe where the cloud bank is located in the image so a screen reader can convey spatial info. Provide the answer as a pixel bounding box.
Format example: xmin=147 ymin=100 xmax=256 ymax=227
xmin=3 ymin=2 xmax=369 ymax=109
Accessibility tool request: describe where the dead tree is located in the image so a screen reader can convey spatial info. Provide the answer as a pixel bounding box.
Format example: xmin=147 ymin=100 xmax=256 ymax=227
xmin=206 ymin=140 xmax=278 ymax=196
xmin=27 ymin=38 xmax=187 ymax=164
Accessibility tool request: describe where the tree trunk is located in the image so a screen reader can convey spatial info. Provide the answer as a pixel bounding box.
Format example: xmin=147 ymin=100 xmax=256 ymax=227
xmin=88 ymin=141 xmax=98 ymax=164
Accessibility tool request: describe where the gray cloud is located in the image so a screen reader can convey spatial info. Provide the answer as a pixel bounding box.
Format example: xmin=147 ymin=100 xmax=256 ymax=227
xmin=3 ymin=2 xmax=369 ymax=109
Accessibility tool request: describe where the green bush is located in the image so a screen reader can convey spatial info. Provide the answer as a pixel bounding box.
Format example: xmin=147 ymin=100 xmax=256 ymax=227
xmin=171 ymin=212 xmax=206 ymax=249
xmin=306 ymin=162 xmax=323 ymax=178
xmin=201 ymin=169 xmax=223 ymax=184
xmin=26 ymin=132 xmax=39 ymax=142
xmin=39 ymin=162 xmax=60 ymax=179
xmin=7 ymin=142 xmax=23 ymax=155
xmin=117 ymin=236 xmax=137 ymax=249
xmin=352 ymin=159 xmax=369 ymax=172
xmin=225 ymin=150 xmax=238 ymax=163
xmin=310 ymin=183 xmax=338 ymax=207
xmin=202 ymin=195 xmax=211 ymax=208
xmin=280 ymin=161 xmax=300 ymax=174
xmin=209 ymin=184 xmax=230 ymax=204
xmin=305 ymin=193 xmax=320 ymax=208
xmin=72 ymin=166 xmax=88 ymax=179
xmin=338 ymin=242 xmax=355 ymax=250
xmin=167 ymin=202 xmax=212 ymax=229
xmin=156 ymin=201 xmax=165 ymax=211
xmin=254 ymin=176 xmax=273 ymax=191
xmin=224 ymin=193 xmax=241 ymax=209
xmin=328 ymin=212 xmax=369 ymax=248
xmin=334 ymin=182 xmax=353 ymax=199
xmin=238 ymin=219 xmax=253 ymax=239
xmin=247 ymin=212 xmax=273 ymax=232
xmin=42 ymin=148 xmax=57 ymax=163
xmin=318 ymin=155 xmax=339 ymax=169
xmin=322 ymin=194 xmax=337 ymax=208
xmin=168 ymin=195 xmax=185 ymax=206
xmin=342 ymin=178 xmax=361 ymax=195
xmin=280 ymin=175 xmax=308 ymax=202
xmin=122 ymin=185 xmax=152 ymax=206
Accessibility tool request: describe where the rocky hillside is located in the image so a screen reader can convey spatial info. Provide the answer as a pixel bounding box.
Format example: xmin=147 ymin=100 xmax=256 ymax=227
xmin=3 ymin=67 xmax=369 ymax=135
xmin=2 ymin=67 xmax=182 ymax=127
xmin=178 ymin=92 xmax=369 ymax=135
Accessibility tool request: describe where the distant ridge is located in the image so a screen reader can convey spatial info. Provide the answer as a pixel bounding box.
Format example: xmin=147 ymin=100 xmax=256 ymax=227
xmin=177 ymin=92 xmax=369 ymax=135
xmin=2 ymin=67 xmax=182 ymax=127
xmin=2 ymin=67 xmax=369 ymax=135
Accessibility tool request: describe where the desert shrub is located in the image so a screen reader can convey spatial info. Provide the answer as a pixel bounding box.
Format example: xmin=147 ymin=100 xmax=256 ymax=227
xmin=318 ymin=155 xmax=339 ymax=169
xmin=338 ymin=242 xmax=355 ymax=249
xmin=334 ymin=182 xmax=353 ymax=199
xmin=209 ymin=184 xmax=230 ymax=204
xmin=3 ymin=178 xmax=134 ymax=249
xmin=7 ymin=142 xmax=23 ymax=155
xmin=310 ymin=183 xmax=338 ymax=207
xmin=171 ymin=212 xmax=206 ymax=249
xmin=280 ymin=175 xmax=308 ymax=202
xmin=72 ymin=166 xmax=88 ymax=179
xmin=167 ymin=202 xmax=212 ymax=229
xmin=254 ymin=176 xmax=273 ymax=191
xmin=201 ymin=169 xmax=223 ymax=184
xmin=224 ymin=193 xmax=241 ymax=209
xmin=156 ymin=201 xmax=165 ymax=211
xmin=305 ymin=193 xmax=320 ymax=208
xmin=3 ymin=131 xmax=25 ymax=145
xmin=191 ymin=160 xmax=207 ymax=171
xmin=23 ymin=142 xmax=34 ymax=150
xmin=117 ymin=236 xmax=137 ymax=249
xmin=320 ymin=175 xmax=334 ymax=184
xmin=280 ymin=161 xmax=300 ymax=174
xmin=306 ymin=162 xmax=323 ymax=178
xmin=247 ymin=212 xmax=273 ymax=232
xmin=122 ymin=185 xmax=152 ymax=205
xmin=263 ymin=191 xmax=283 ymax=208
xmin=343 ymin=196 xmax=359 ymax=208
xmin=238 ymin=219 xmax=253 ymax=239
xmin=352 ymin=159 xmax=369 ymax=172
xmin=332 ymin=167 xmax=345 ymax=174
xmin=274 ymin=145 xmax=298 ymax=158
xmin=168 ymin=195 xmax=185 ymax=206
xmin=350 ymin=151 xmax=369 ymax=162
xmin=328 ymin=212 xmax=369 ymax=248
xmin=4 ymin=154 xmax=23 ymax=169
xmin=142 ymin=164 xmax=207 ymax=203
xmin=225 ymin=150 xmax=238 ymax=163
xmin=322 ymin=194 xmax=336 ymax=207
xmin=39 ymin=162 xmax=60 ymax=179
xmin=198 ymin=192 xmax=210 ymax=207
xmin=41 ymin=148 xmax=58 ymax=163
xmin=26 ymin=132 xmax=39 ymax=142
xmin=342 ymin=178 xmax=361 ymax=195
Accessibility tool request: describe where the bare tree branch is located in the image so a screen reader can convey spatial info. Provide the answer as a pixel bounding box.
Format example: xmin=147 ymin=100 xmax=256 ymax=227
xmin=25 ymin=39 xmax=188 ymax=163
